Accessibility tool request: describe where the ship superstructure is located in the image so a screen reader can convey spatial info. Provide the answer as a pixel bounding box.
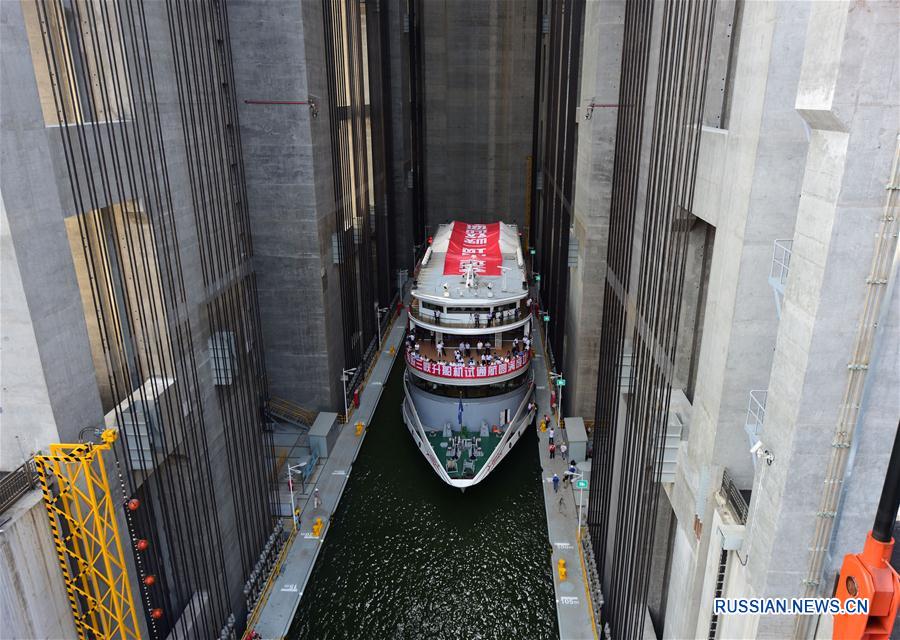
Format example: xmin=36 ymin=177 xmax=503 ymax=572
xmin=401 ymin=222 xmax=536 ymax=489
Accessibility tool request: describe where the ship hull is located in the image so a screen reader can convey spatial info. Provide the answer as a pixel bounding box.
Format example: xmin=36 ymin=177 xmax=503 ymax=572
xmin=401 ymin=372 xmax=535 ymax=489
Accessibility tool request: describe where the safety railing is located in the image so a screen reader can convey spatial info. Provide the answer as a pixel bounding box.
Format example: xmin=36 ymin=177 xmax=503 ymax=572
xmin=0 ymin=457 xmax=38 ymax=515
xmin=408 ymin=299 xmax=528 ymax=330
xmin=745 ymin=390 xmax=767 ymax=440
xmin=719 ymin=468 xmax=749 ymax=525
xmin=405 ymin=350 xmax=530 ymax=380
xmin=770 ymin=239 xmax=793 ymax=287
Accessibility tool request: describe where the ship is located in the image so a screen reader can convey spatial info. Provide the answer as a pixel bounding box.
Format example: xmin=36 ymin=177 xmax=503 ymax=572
xmin=401 ymin=221 xmax=537 ymax=489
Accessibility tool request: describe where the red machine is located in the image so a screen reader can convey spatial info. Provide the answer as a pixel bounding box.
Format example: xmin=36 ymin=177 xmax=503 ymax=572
xmin=833 ymin=422 xmax=900 ymax=639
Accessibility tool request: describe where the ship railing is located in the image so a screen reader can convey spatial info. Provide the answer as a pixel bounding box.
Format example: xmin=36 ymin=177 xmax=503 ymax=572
xmin=405 ymin=350 xmax=531 ymax=380
xmin=408 ymin=299 xmax=528 ymax=330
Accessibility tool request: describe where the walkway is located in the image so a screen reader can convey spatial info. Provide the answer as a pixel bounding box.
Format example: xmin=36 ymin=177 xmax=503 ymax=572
xmin=531 ymin=326 xmax=599 ymax=640
xmin=250 ymin=310 xmax=407 ymax=639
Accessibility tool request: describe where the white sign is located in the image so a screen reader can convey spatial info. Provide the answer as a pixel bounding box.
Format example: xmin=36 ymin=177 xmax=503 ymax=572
xmin=281 ymin=584 xmax=298 ymax=592
xmin=332 ymin=470 xmax=347 ymax=475
xmin=560 ymin=596 xmax=579 ymax=605
xmin=553 ymin=542 xmax=573 ymax=550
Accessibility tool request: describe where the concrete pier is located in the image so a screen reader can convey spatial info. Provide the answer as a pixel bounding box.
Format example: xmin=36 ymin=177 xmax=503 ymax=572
xmin=250 ymin=312 xmax=407 ymax=639
xmin=531 ymin=328 xmax=600 ymax=640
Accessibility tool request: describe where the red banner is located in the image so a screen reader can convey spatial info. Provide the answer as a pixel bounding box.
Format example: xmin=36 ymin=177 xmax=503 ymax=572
xmin=443 ymin=222 xmax=503 ymax=276
xmin=406 ymin=351 xmax=529 ymax=380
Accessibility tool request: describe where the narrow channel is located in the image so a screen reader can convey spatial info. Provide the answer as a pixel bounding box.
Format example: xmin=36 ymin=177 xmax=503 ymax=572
xmin=289 ymin=358 xmax=557 ymax=639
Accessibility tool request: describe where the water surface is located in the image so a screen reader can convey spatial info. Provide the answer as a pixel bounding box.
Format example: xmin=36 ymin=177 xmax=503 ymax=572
xmin=289 ymin=360 xmax=556 ymax=639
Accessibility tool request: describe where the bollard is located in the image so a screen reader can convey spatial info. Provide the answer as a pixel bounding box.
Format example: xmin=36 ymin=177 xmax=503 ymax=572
xmin=558 ymin=558 xmax=567 ymax=581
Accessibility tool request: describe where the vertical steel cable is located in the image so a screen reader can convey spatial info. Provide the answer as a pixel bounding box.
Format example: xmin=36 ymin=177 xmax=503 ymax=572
xmin=32 ymin=0 xmax=275 ymax=636
xmin=588 ymin=1 xmax=716 ymax=636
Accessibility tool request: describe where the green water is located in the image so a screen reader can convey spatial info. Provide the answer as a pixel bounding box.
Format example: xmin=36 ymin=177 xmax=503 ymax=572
xmin=289 ymin=360 xmax=557 ymax=639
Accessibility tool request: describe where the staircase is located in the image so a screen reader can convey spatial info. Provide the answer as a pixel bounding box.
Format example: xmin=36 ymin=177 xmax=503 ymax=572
xmin=266 ymin=397 xmax=318 ymax=429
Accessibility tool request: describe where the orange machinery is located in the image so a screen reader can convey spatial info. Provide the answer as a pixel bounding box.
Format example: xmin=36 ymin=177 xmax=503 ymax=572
xmin=833 ymin=421 xmax=900 ymax=639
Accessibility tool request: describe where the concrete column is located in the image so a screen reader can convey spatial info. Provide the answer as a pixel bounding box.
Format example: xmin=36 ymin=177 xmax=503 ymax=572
xmin=665 ymin=2 xmax=813 ymax=636
xmin=563 ymin=0 xmax=624 ymax=419
xmin=228 ymin=0 xmax=344 ymax=412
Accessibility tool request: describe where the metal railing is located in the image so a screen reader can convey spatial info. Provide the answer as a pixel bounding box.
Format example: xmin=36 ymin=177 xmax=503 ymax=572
xmin=720 ymin=469 xmax=749 ymax=525
xmin=745 ymin=390 xmax=767 ymax=439
xmin=580 ymin=528 xmax=606 ymax=636
xmin=0 ymin=457 xmax=39 ymax=515
xmin=405 ymin=350 xmax=531 ymax=381
xmin=408 ymin=300 xmax=528 ymax=330
xmin=770 ymin=239 xmax=793 ymax=287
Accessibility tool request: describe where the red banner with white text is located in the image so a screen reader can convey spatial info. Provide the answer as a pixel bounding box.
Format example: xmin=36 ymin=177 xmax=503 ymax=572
xmin=443 ymin=222 xmax=503 ymax=276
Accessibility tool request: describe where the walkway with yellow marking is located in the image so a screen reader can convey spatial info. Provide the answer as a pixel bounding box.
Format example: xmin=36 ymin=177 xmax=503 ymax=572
xmin=248 ymin=310 xmax=407 ymax=639
xmin=531 ymin=325 xmax=601 ymax=640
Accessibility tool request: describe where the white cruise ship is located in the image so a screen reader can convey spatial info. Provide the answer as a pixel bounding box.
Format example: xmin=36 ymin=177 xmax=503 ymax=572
xmin=401 ymin=221 xmax=536 ymax=489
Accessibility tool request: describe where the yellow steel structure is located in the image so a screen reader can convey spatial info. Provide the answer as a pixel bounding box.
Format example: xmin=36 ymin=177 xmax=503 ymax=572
xmin=34 ymin=429 xmax=141 ymax=640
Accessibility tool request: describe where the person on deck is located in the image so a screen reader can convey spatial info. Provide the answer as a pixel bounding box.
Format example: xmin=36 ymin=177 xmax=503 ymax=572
xmin=548 ymin=427 xmax=555 ymax=445
xmin=549 ymin=443 xmax=556 ymax=459
xmin=552 ymin=473 xmax=560 ymax=493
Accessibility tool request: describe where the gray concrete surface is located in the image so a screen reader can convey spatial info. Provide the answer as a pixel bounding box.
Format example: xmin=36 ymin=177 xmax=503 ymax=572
xmin=563 ymin=0 xmax=623 ymax=421
xmin=532 ymin=327 xmax=599 ymax=640
xmin=228 ymin=0 xmax=345 ymax=413
xmin=421 ymin=0 xmax=538 ymax=230
xmin=0 ymin=490 xmax=78 ymax=639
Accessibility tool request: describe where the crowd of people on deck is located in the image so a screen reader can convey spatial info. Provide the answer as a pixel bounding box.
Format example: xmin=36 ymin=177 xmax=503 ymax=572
xmin=404 ymin=331 xmax=532 ymax=372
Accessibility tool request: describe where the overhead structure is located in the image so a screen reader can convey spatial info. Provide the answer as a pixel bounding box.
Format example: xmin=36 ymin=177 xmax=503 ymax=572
xmin=34 ymin=430 xmax=141 ymax=640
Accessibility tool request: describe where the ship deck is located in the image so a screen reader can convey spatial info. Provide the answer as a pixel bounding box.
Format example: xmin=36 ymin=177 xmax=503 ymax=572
xmin=409 ymin=338 xmax=528 ymax=363
xmin=423 ymin=428 xmax=506 ymax=479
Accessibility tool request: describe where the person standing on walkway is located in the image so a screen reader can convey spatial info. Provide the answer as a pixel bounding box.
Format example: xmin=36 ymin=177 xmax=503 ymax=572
xmin=549 ymin=443 xmax=556 ymax=459
xmin=313 ymin=487 xmax=322 ymax=509
xmin=474 ymin=313 xmax=480 ymax=328
xmin=437 ymin=340 xmax=444 ymax=358
xmin=564 ymin=462 xmax=577 ymax=486
xmin=560 ymin=442 xmax=568 ymax=460
xmin=477 ymin=340 xmax=484 ymax=354
xmin=552 ymin=473 xmax=560 ymax=493
xmin=548 ymin=426 xmax=555 ymax=445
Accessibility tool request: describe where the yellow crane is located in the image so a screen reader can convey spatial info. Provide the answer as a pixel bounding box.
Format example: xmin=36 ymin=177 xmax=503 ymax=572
xmin=34 ymin=429 xmax=141 ymax=640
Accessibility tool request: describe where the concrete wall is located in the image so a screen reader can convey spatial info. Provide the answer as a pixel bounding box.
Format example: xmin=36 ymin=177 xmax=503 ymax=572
xmin=746 ymin=3 xmax=899 ymax=636
xmin=1 ymin=0 xmax=283 ymax=626
xmin=385 ymin=0 xmax=418 ymax=272
xmin=563 ymin=0 xmax=624 ymax=419
xmin=0 ymin=0 xmax=105 ymax=448
xmin=421 ymin=0 xmax=538 ymax=229
xmin=0 ymin=491 xmax=78 ymax=639
xmin=228 ymin=0 xmax=344 ymax=413
xmin=660 ymin=1 xmax=899 ymax=637
xmin=0 ymin=193 xmax=59 ymax=470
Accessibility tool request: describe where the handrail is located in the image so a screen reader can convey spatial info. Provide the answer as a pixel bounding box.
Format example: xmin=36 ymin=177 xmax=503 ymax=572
xmin=408 ymin=299 xmax=528 ymax=329
xmin=0 ymin=457 xmax=38 ymax=515
xmin=770 ymin=239 xmax=793 ymax=286
xmin=720 ymin=469 xmax=749 ymax=525
xmin=405 ymin=350 xmax=531 ymax=380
